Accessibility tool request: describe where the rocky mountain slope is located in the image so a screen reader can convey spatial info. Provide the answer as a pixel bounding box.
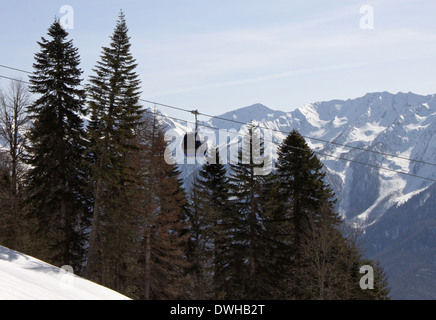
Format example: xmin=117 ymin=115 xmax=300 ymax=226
xmin=160 ymin=91 xmax=436 ymax=299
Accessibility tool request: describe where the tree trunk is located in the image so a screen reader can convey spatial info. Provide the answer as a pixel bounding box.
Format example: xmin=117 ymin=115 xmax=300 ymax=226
xmin=144 ymin=223 xmax=151 ymax=300
xmin=86 ymin=175 xmax=102 ymax=280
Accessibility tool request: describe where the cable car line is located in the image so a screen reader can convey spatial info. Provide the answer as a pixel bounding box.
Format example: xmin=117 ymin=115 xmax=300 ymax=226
xmin=2 ymin=63 xmax=436 ymax=168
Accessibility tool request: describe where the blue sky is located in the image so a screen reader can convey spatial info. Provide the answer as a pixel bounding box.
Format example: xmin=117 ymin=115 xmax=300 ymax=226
xmin=1 ymin=0 xmax=436 ymax=121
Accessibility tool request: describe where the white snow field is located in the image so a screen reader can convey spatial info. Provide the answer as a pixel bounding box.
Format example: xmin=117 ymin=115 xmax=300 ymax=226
xmin=0 ymin=245 xmax=130 ymax=300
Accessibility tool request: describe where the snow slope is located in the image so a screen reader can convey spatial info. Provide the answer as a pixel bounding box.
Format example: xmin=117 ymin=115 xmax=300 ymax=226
xmin=0 ymin=245 xmax=130 ymax=300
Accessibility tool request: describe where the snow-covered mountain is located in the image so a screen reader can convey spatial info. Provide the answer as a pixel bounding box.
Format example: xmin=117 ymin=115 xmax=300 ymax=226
xmin=207 ymin=103 xmax=286 ymax=131
xmin=159 ymin=92 xmax=436 ymax=299
xmin=280 ymin=92 xmax=436 ymax=228
xmin=163 ymin=93 xmax=436 ymax=225
xmin=0 ymin=245 xmax=130 ymax=300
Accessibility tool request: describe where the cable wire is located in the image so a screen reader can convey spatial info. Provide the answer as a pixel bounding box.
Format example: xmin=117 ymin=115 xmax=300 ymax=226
xmin=144 ymin=108 xmax=436 ymax=183
xmin=2 ymin=63 xmax=436 ymax=174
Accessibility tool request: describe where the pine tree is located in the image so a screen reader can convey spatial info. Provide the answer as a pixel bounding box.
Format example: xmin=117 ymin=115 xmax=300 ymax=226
xmin=187 ymin=147 xmax=232 ymax=299
xmin=226 ymin=124 xmax=273 ymax=299
xmin=344 ymin=248 xmax=391 ymax=300
xmin=259 ymin=170 xmax=294 ymax=299
xmin=26 ymin=20 xmax=88 ymax=270
xmin=85 ymin=11 xmax=143 ymax=287
xmin=273 ymin=129 xmax=390 ymax=300
xmin=276 ymin=129 xmax=338 ymax=249
xmin=273 ymin=129 xmax=341 ymax=298
xmin=362 ymin=260 xmax=391 ymax=300
xmin=184 ymin=173 xmax=213 ymax=300
xmin=129 ymin=113 xmax=190 ymax=300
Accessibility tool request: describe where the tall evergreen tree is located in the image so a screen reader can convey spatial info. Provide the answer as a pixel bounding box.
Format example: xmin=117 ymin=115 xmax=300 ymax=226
xmin=184 ymin=177 xmax=212 ymax=300
xmin=129 ymin=113 xmax=190 ymax=300
xmin=85 ymin=11 xmax=143 ymax=287
xmin=187 ymin=147 xmax=232 ymax=299
xmin=226 ymin=125 xmax=273 ymax=299
xmin=259 ymin=169 xmax=294 ymax=299
xmin=273 ymin=129 xmax=390 ymax=299
xmin=26 ymin=20 xmax=88 ymax=270
xmin=275 ymin=129 xmax=339 ymax=250
xmin=273 ymin=129 xmax=341 ymax=298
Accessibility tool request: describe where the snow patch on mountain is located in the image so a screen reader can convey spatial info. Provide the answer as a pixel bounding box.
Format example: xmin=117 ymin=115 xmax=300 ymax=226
xmin=160 ymin=91 xmax=436 ymax=233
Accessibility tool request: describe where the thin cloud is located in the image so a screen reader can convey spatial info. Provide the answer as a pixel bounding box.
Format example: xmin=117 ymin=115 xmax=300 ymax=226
xmin=145 ymin=62 xmax=369 ymax=97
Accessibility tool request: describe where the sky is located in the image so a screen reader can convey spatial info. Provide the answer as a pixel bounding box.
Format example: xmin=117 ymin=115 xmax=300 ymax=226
xmin=2 ymin=0 xmax=436 ymax=121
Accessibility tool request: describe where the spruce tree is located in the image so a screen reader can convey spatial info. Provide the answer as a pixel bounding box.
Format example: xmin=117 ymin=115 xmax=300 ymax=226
xmin=26 ymin=20 xmax=88 ymax=270
xmin=273 ymin=129 xmax=390 ymax=299
xmin=361 ymin=260 xmax=391 ymax=300
xmin=129 ymin=113 xmax=190 ymax=300
xmin=184 ymin=178 xmax=212 ymax=299
xmin=276 ymin=129 xmax=339 ymax=249
xmin=85 ymin=11 xmax=143 ymax=287
xmin=187 ymin=147 xmax=232 ymax=299
xmin=259 ymin=170 xmax=294 ymax=299
xmin=274 ymin=129 xmax=340 ymax=298
xmin=344 ymin=250 xmax=391 ymax=300
xmin=226 ymin=125 xmax=273 ymax=299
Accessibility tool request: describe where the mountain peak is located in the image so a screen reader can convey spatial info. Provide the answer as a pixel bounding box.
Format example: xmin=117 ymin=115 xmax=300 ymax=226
xmin=156 ymin=90 xmax=436 ymax=300
xmin=208 ymin=103 xmax=286 ymax=130
xmin=222 ymin=103 xmax=282 ymax=115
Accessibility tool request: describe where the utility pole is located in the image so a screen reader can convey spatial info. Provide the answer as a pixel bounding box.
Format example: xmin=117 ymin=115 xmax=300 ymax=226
xmin=191 ymin=109 xmax=199 ymax=133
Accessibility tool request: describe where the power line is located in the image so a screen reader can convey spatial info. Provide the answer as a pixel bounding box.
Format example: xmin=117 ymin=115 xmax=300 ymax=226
xmin=0 ymin=64 xmax=32 ymax=75
xmin=145 ymin=108 xmax=436 ymax=183
xmin=2 ymin=63 xmax=436 ymax=170
xmin=0 ymin=74 xmax=31 ymax=85
xmin=1 ymin=70 xmax=434 ymax=183
xmin=139 ymin=97 xmax=436 ymax=168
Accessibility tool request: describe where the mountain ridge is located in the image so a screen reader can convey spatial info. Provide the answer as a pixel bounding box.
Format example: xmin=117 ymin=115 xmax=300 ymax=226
xmin=166 ymin=91 xmax=436 ymax=224
xmin=160 ymin=90 xmax=436 ymax=299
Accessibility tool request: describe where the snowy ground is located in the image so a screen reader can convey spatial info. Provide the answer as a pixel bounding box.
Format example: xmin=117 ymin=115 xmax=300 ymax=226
xmin=0 ymin=245 xmax=130 ymax=300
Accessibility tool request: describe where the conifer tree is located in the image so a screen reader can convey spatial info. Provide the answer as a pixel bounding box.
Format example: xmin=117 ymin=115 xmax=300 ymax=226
xmin=361 ymin=260 xmax=391 ymax=300
xmin=343 ymin=247 xmax=391 ymax=300
xmin=187 ymin=147 xmax=231 ymax=299
xmin=226 ymin=125 xmax=273 ymax=299
xmin=273 ymin=129 xmax=390 ymax=300
xmin=259 ymin=170 xmax=294 ymax=299
xmin=129 ymin=113 xmax=190 ymax=300
xmin=275 ymin=129 xmax=339 ymax=249
xmin=184 ymin=172 xmax=213 ymax=300
xmin=274 ymin=129 xmax=341 ymax=298
xmin=85 ymin=11 xmax=143 ymax=286
xmin=184 ymin=177 xmax=210 ymax=299
xmin=26 ymin=20 xmax=88 ymax=270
